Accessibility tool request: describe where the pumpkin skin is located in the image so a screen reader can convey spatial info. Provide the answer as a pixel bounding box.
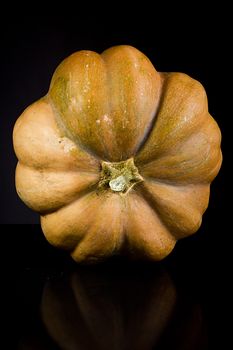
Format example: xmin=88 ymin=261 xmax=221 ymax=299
xmin=13 ymin=45 xmax=222 ymax=263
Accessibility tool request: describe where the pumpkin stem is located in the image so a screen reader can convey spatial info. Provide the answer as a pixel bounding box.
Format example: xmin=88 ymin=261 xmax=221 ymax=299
xmin=98 ymin=158 xmax=143 ymax=194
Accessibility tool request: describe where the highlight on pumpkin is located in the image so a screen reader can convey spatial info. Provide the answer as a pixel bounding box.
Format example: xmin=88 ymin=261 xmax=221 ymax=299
xmin=13 ymin=45 xmax=222 ymax=263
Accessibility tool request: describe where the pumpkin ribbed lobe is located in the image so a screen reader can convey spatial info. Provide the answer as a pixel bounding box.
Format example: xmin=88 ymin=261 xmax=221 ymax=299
xmin=98 ymin=158 xmax=143 ymax=194
xmin=49 ymin=46 xmax=162 ymax=162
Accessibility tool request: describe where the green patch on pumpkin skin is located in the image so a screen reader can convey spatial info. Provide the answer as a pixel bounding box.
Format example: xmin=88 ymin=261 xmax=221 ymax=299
xmin=98 ymin=158 xmax=143 ymax=195
xmin=50 ymin=77 xmax=70 ymax=114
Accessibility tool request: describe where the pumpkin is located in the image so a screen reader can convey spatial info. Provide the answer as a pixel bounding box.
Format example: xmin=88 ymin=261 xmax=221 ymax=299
xmin=13 ymin=45 xmax=222 ymax=262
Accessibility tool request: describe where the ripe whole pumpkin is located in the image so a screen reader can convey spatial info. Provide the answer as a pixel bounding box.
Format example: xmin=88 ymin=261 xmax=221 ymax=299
xmin=13 ymin=45 xmax=222 ymax=263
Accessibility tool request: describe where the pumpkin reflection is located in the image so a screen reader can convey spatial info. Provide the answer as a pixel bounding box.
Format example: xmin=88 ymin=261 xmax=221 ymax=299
xmin=39 ymin=264 xmax=206 ymax=350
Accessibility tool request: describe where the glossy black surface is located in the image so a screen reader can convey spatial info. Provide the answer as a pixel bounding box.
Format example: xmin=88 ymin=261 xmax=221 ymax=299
xmin=17 ymin=265 xmax=207 ymax=350
xmin=13 ymin=224 xmax=218 ymax=349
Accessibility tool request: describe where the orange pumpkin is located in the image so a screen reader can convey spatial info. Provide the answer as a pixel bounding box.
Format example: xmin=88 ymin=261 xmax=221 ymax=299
xmin=13 ymin=45 xmax=222 ymax=262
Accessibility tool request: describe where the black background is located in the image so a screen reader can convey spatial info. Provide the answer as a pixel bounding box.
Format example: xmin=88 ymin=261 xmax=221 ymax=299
xmin=1 ymin=9 xmax=231 ymax=349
